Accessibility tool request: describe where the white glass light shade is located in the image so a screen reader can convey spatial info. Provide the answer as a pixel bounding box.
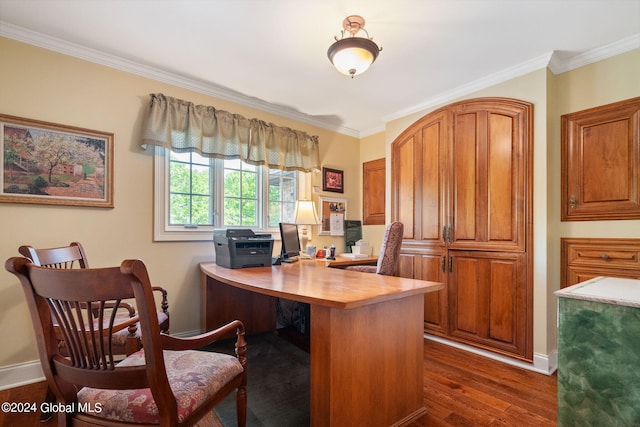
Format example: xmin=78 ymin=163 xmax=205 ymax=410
xmin=327 ymin=37 xmax=380 ymax=77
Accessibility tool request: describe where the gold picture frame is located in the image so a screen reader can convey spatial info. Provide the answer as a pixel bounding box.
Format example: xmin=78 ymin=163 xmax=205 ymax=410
xmin=1 ymin=114 xmax=114 ymax=208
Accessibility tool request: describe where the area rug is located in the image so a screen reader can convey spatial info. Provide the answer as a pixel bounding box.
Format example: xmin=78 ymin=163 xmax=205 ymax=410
xmin=201 ymin=332 xmax=310 ymax=427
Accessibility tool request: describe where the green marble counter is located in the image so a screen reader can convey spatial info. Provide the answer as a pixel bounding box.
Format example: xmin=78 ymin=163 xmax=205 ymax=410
xmin=556 ymin=277 xmax=640 ymax=426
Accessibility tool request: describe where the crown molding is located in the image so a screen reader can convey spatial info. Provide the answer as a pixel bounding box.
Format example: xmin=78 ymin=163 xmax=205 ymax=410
xmin=548 ymin=33 xmax=640 ymax=74
xmin=2 ymin=21 xmax=638 ymax=140
xmin=382 ymin=33 xmax=640 ymax=128
xmin=383 ymin=52 xmax=554 ymax=124
xmin=0 ymin=22 xmax=360 ymax=138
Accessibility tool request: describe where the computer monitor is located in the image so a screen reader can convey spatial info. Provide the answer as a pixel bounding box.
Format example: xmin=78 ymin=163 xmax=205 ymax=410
xmin=279 ymin=222 xmax=301 ymax=260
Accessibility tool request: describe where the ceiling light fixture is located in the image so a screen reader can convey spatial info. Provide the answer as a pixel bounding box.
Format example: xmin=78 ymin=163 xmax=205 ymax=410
xmin=327 ymin=15 xmax=382 ymax=78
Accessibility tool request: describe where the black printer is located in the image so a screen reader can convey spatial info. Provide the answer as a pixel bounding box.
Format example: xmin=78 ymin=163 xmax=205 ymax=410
xmin=213 ymin=229 xmax=274 ymax=269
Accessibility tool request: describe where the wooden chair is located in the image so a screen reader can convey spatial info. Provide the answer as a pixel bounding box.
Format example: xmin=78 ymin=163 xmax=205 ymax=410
xmin=19 ymin=242 xmax=170 ymax=422
xmin=6 ymin=256 xmax=247 ymax=427
xmin=345 ymin=221 xmax=404 ymax=276
xmin=19 ymin=242 xmax=170 ymax=356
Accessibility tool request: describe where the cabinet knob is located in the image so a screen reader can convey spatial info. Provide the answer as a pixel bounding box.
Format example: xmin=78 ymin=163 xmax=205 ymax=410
xmin=600 ymin=253 xmax=609 ymax=260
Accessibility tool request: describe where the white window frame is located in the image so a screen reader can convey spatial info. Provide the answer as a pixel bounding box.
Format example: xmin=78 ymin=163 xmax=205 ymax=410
xmin=153 ymin=146 xmax=310 ymax=241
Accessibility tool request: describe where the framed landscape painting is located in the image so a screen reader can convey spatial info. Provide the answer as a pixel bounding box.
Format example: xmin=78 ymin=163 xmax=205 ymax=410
xmin=1 ymin=114 xmax=114 ymax=207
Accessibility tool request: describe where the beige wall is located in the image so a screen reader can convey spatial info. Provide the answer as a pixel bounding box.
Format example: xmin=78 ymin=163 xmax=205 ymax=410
xmin=1 ymin=33 xmax=638 ymax=380
xmin=0 ymin=37 xmax=359 ymax=372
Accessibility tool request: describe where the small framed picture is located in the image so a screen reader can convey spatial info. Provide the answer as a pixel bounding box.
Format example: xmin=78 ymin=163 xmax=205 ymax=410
xmin=322 ymin=167 xmax=344 ymax=193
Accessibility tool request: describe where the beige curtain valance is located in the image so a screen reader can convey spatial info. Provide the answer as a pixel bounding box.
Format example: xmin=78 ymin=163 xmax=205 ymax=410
xmin=141 ymin=93 xmax=320 ymax=172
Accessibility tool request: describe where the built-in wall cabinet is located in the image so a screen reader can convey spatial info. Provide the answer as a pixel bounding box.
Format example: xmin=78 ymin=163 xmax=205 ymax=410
xmin=362 ymin=158 xmax=386 ymax=225
xmin=561 ymin=96 xmax=640 ymax=221
xmin=391 ymin=98 xmax=533 ymax=361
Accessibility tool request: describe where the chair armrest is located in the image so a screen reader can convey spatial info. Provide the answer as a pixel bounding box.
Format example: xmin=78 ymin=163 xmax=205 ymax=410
xmin=106 ymin=315 xmax=141 ymax=334
xmin=104 ymin=301 xmax=137 ymax=317
xmin=151 ymin=286 xmax=169 ymax=315
xmin=160 ymin=320 xmax=245 ymax=351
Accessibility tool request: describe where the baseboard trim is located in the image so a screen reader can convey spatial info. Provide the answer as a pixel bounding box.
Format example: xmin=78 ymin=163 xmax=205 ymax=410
xmin=0 ymin=360 xmax=44 ymax=391
xmin=425 ymin=334 xmax=558 ymax=376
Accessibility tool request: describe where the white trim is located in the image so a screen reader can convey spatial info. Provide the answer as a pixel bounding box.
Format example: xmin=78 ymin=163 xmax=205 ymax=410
xmin=548 ymin=33 xmax=640 ymax=74
xmin=425 ymin=334 xmax=557 ymax=376
xmin=0 ymin=360 xmax=44 ymax=391
xmin=0 ymin=22 xmax=360 ymax=138
xmin=2 ymin=21 xmax=637 ymax=139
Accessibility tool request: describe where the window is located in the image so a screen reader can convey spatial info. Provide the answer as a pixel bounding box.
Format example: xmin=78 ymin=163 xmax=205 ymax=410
xmin=169 ymin=151 xmax=213 ymax=226
xmin=154 ymin=147 xmax=305 ymax=241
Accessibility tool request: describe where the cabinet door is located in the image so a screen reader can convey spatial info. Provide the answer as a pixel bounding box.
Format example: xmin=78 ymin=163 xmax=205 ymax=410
xmin=420 ymin=251 xmax=448 ymax=334
xmin=362 ymin=158 xmax=385 ymax=225
xmin=419 ymin=111 xmax=450 ymax=245
xmin=562 ymin=96 xmax=640 ymax=220
xmin=398 ymin=250 xmax=448 ymax=334
xmin=392 ymin=130 xmax=418 ymax=239
xmin=448 ymin=250 xmax=528 ymax=359
xmin=392 ymin=110 xmax=449 ymax=244
xmin=450 ymin=101 xmax=530 ymax=252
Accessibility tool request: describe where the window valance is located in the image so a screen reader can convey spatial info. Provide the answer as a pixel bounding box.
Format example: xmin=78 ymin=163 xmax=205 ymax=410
xmin=141 ymin=93 xmax=320 ymax=172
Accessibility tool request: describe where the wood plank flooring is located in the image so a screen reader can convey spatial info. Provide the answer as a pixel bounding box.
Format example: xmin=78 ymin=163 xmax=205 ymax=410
xmin=412 ymin=340 xmax=557 ymax=426
xmin=0 ymin=339 xmax=556 ymax=427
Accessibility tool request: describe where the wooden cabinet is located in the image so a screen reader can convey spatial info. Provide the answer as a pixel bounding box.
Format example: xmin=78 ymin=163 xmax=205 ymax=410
xmin=362 ymin=158 xmax=385 ymax=225
xmin=393 ymin=97 xmax=533 ymax=361
xmin=399 ymin=247 xmax=448 ymax=334
xmin=448 ymin=251 xmax=527 ymax=357
xmin=561 ymin=96 xmax=640 ymax=221
xmin=561 ymin=238 xmax=640 ymax=288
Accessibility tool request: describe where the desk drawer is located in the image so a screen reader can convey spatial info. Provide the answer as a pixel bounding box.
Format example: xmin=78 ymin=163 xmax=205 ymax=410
xmin=562 ymin=238 xmax=640 ymax=288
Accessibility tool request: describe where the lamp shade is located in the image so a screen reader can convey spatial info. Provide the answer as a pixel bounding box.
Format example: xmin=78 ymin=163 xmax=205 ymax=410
xmin=294 ymin=200 xmax=320 ymax=225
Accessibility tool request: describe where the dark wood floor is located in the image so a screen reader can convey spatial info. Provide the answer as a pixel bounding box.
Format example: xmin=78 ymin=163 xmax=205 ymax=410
xmin=0 ymin=339 xmax=556 ymax=427
xmin=413 ymin=340 xmax=557 ymax=426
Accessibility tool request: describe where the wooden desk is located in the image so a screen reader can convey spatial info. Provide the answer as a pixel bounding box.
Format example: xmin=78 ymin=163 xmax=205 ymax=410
xmin=323 ymin=255 xmax=378 ymax=267
xmin=200 ymin=260 xmax=443 ymax=426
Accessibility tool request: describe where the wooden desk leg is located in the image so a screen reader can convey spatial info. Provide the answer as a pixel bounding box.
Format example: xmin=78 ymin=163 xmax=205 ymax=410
xmin=310 ymin=294 xmax=426 ymax=427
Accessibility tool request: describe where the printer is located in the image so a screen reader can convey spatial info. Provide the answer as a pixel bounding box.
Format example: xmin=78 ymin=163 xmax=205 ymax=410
xmin=213 ymin=229 xmax=274 ymax=269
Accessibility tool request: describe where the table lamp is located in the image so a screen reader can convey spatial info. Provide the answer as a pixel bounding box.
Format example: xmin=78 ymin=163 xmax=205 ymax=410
xmin=294 ymin=200 xmax=320 ymax=252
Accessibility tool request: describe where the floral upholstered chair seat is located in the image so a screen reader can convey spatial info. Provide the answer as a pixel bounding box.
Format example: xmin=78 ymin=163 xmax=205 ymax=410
xmin=77 ymin=349 xmax=242 ymax=424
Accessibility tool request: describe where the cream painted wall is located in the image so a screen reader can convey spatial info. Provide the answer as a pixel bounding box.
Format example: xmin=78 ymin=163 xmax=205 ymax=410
xmin=0 ymin=37 xmax=359 ymax=371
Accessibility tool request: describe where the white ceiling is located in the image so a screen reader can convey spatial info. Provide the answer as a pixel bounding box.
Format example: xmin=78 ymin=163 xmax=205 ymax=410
xmin=1 ymin=0 xmax=639 ymax=137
